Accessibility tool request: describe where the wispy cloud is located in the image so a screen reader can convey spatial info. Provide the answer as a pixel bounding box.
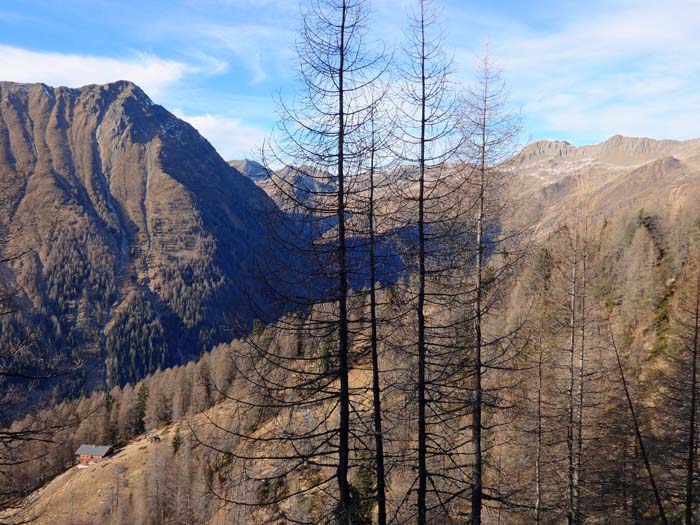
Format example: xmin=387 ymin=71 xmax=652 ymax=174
xmin=191 ymin=0 xmax=298 ymax=8
xmin=0 ymin=45 xmax=190 ymax=98
xmin=492 ymin=0 xmax=699 ymax=71
xmin=2 ymin=0 xmax=697 ymax=149
xmin=175 ymin=110 xmax=268 ymax=160
xmin=450 ymin=0 xmax=700 ymax=144
xmin=0 ymin=9 xmax=30 ymax=21
xmin=200 ymin=23 xmax=296 ymax=84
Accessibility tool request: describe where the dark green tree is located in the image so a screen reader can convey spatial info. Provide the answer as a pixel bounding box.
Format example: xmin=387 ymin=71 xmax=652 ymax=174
xmin=135 ymin=383 xmax=149 ymax=435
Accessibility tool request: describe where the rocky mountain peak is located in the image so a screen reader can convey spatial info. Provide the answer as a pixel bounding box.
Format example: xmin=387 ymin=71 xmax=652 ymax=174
xmin=228 ymin=159 xmax=270 ymax=181
xmin=516 ymin=140 xmax=577 ymax=163
xmin=0 ymin=80 xmax=278 ymax=392
xmin=516 ymin=135 xmax=700 ymax=169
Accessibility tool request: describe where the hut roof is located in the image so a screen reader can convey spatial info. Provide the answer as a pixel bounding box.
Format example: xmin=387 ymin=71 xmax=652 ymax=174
xmin=75 ymin=444 xmax=111 ymax=457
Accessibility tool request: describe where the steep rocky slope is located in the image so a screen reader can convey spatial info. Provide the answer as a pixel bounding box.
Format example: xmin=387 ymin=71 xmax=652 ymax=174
xmin=0 ymin=81 xmax=279 ymax=391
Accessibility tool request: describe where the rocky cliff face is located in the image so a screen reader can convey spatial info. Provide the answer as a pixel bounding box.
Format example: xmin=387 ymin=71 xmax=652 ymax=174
xmin=0 ymin=81 xmax=278 ymax=389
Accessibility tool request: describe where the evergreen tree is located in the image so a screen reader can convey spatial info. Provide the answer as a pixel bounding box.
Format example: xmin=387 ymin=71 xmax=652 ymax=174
xmin=135 ymin=383 xmax=149 ymax=435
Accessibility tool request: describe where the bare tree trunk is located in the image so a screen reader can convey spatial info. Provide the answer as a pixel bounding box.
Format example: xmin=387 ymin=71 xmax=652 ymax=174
xmin=461 ymin=50 xmax=520 ymax=524
xmin=575 ymin=209 xmax=588 ymax=524
xmin=217 ymin=0 xmax=384 ymax=519
xmin=567 ymin=199 xmax=579 ymax=525
xmin=416 ymin=3 xmax=428 ymax=524
xmin=685 ymin=272 xmax=700 ymax=525
xmin=415 ymin=96 xmax=428 ymax=525
xmin=608 ymin=319 xmax=668 ymax=525
xmin=368 ymin=110 xmax=387 ymax=525
xmin=399 ymin=2 xmax=466 ymax=520
xmin=471 ymin=71 xmax=487 ymax=525
xmin=336 ymin=3 xmax=351 ymax=522
xmin=535 ymin=333 xmax=544 ymax=524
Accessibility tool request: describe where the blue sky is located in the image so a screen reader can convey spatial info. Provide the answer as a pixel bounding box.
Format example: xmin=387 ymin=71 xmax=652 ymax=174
xmin=1 ymin=0 xmax=698 ymax=159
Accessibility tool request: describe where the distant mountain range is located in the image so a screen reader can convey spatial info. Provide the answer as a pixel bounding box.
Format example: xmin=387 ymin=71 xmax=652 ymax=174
xmin=2 ymin=79 xmax=699 ymax=401
xmin=511 ymin=134 xmax=700 ymax=236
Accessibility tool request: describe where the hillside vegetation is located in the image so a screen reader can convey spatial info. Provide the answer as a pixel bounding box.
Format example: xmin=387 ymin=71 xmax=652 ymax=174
xmin=4 ymin=133 xmax=700 ymax=524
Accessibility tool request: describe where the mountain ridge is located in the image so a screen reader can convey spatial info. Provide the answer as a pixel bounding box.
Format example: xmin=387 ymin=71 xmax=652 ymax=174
xmin=517 ymin=134 xmax=700 ymax=167
xmin=0 ymin=80 xmax=279 ymax=393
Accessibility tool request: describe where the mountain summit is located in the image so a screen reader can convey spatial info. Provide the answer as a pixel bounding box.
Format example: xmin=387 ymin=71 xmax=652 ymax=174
xmin=517 ymin=135 xmax=700 ymax=167
xmin=0 ymin=81 xmax=277 ymax=389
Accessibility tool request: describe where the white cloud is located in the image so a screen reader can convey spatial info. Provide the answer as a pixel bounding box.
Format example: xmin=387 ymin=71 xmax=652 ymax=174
xmin=175 ymin=110 xmax=268 ymax=160
xmin=197 ymin=0 xmax=297 ymax=8
xmin=491 ymin=2 xmax=700 ymax=73
xmin=201 ymin=24 xmax=295 ymax=84
xmin=0 ymin=10 xmax=28 ymax=21
xmin=534 ymin=89 xmax=700 ymax=142
xmin=0 ymin=45 xmax=190 ymax=98
xmin=451 ymin=0 xmax=700 ymax=144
